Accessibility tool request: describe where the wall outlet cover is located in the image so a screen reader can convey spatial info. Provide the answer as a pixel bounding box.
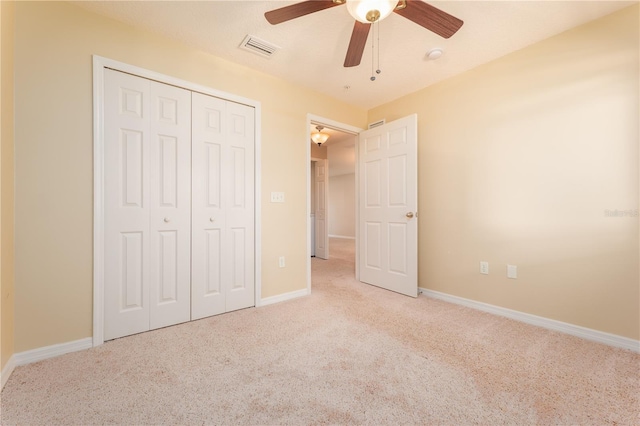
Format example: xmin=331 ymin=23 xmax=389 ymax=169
xmin=507 ymin=264 xmax=517 ymax=279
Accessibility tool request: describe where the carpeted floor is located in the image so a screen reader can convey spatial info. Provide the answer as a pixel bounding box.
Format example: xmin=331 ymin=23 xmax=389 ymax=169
xmin=1 ymin=238 xmax=639 ymax=425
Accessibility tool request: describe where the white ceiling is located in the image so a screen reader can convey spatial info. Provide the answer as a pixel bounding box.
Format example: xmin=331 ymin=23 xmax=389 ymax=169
xmin=74 ymin=1 xmax=635 ymax=109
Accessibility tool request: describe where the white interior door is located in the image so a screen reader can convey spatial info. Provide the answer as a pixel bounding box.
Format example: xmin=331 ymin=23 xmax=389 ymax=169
xmin=358 ymin=114 xmax=418 ymax=297
xmin=191 ymin=93 xmax=255 ymax=320
xmin=314 ymin=159 xmax=329 ymax=260
xmin=104 ymin=69 xmax=191 ymax=340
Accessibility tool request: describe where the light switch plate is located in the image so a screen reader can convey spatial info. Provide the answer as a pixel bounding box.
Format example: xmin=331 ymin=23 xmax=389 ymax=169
xmin=480 ymin=261 xmax=489 ymax=275
xmin=270 ymin=192 xmax=285 ymax=203
xmin=507 ymin=264 xmax=517 ymax=279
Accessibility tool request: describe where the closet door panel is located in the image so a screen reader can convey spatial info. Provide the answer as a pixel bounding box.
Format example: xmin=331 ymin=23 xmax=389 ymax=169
xmin=225 ymin=102 xmax=255 ymax=312
xmin=191 ymin=93 xmax=227 ymax=320
xmin=148 ymin=81 xmax=192 ymax=330
xmin=104 ymin=69 xmax=151 ymax=340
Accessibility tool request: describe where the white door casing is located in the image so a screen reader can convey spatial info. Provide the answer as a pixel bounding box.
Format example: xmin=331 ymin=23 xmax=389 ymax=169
xmin=314 ymin=159 xmax=329 ymax=260
xmin=191 ymin=93 xmax=255 ymax=320
xmin=358 ymin=114 xmax=418 ymax=297
xmin=103 ymin=69 xmax=191 ymax=340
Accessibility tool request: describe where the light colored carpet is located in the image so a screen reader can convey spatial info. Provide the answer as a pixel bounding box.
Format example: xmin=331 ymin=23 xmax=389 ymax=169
xmin=1 ymin=238 xmax=639 ymax=425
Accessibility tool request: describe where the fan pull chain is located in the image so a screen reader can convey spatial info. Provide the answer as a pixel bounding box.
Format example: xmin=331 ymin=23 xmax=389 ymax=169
xmin=376 ymin=20 xmax=381 ymax=76
xmin=371 ymin=21 xmax=382 ymax=82
xmin=370 ymin=21 xmax=376 ymax=81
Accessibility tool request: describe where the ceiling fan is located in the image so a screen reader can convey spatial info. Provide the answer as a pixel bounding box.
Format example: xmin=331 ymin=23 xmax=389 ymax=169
xmin=264 ymin=0 xmax=464 ymax=68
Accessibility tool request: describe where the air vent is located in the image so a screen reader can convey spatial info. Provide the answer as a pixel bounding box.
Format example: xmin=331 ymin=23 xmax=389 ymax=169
xmin=239 ymin=35 xmax=280 ymax=58
xmin=368 ymin=119 xmax=386 ymax=129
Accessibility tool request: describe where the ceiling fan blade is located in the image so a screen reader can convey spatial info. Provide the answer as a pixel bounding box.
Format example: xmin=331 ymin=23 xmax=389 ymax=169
xmin=394 ymin=0 xmax=463 ymax=38
xmin=344 ymin=21 xmax=371 ymax=67
xmin=265 ymin=0 xmax=343 ymax=25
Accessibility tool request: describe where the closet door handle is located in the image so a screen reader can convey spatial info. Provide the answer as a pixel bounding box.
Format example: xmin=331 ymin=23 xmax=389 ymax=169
xmin=209 ymin=217 xmax=215 ymax=222
xmin=164 ymin=217 xmax=170 ymax=223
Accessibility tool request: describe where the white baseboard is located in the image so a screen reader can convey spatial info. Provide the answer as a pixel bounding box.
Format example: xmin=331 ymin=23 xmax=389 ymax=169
xmin=1 ymin=337 xmax=93 ymax=390
xmin=14 ymin=337 xmax=94 ymax=367
xmin=1 ymin=355 xmax=16 ymax=390
xmin=329 ymin=235 xmax=355 ymax=240
xmin=260 ymin=288 xmax=309 ymax=307
xmin=420 ymin=288 xmax=640 ymax=353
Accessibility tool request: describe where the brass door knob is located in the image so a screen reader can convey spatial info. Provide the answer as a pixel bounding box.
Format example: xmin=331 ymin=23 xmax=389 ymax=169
xmin=406 ymin=212 xmax=414 ymax=218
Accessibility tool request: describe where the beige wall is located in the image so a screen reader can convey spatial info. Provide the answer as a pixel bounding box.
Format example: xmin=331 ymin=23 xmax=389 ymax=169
xmin=13 ymin=1 xmax=366 ymax=352
xmin=329 ymin=174 xmax=356 ymax=238
xmin=369 ymin=5 xmax=639 ymax=339
xmin=1 ymin=0 xmax=16 ymax=371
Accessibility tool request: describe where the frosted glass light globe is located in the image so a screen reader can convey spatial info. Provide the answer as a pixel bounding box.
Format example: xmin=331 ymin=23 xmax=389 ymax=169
xmin=346 ymin=0 xmax=398 ymax=23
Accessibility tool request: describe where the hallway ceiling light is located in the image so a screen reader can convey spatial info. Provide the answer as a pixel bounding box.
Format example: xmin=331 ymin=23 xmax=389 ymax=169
xmin=311 ymin=125 xmax=330 ymax=146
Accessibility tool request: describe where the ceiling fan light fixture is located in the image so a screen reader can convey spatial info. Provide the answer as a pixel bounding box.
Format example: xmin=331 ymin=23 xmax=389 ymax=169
xmin=311 ymin=125 xmax=330 ymax=146
xmin=346 ymin=0 xmax=398 ymax=23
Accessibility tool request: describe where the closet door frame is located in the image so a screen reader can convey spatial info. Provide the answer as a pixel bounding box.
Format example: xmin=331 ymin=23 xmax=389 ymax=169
xmin=92 ymin=56 xmax=262 ymax=347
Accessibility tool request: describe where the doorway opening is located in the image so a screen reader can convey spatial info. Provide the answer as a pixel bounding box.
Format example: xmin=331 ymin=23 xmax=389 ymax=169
xmin=306 ymin=115 xmax=363 ymax=294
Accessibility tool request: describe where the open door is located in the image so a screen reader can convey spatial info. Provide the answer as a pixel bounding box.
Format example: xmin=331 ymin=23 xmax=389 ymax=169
xmin=358 ymin=114 xmax=418 ymax=297
xmin=314 ymin=159 xmax=329 ymax=259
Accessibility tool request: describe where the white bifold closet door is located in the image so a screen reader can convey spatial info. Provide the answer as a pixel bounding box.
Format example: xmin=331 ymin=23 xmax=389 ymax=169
xmin=104 ymin=69 xmax=192 ymax=340
xmin=103 ymin=69 xmax=256 ymax=341
xmin=191 ymin=93 xmax=255 ymax=320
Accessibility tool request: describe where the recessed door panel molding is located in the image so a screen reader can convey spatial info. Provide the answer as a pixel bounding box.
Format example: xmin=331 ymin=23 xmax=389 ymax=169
xmin=205 ymin=142 xmax=222 ymax=208
xmin=365 ymin=160 xmax=381 ymax=207
xmin=358 ymin=114 xmax=418 ymax=297
xmin=388 ymin=155 xmax=407 ymax=207
xmin=158 ymin=135 xmax=178 ymax=208
xmin=206 ymin=108 xmax=222 ymax=132
xmin=366 ymin=135 xmax=381 ymax=153
xmin=205 ymin=229 xmax=222 ymax=296
xmin=388 ymin=127 xmax=407 ymax=147
xmin=121 ymin=232 xmax=144 ymax=310
xmin=231 ymin=228 xmax=246 ymax=290
xmin=121 ymin=129 xmax=144 ymax=208
xmin=158 ymin=230 xmax=178 ymax=303
xmin=365 ymin=222 xmax=382 ymax=269
xmin=157 ymin=97 xmax=178 ymax=125
xmin=120 ymin=88 xmax=143 ymax=118
xmin=232 ymin=147 xmax=246 ymax=208
xmin=388 ymin=223 xmax=408 ymax=275
xmin=230 ymin=113 xmax=247 ymax=138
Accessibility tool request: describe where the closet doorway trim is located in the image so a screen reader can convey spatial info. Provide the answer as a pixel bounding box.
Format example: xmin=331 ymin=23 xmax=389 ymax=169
xmin=92 ymin=55 xmax=262 ymax=347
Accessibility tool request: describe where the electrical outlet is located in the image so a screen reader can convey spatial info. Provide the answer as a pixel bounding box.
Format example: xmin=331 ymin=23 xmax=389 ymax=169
xmin=270 ymin=192 xmax=285 ymax=203
xmin=480 ymin=261 xmax=489 ymax=275
xmin=279 ymin=256 xmax=285 ymax=268
xmin=507 ymin=264 xmax=517 ymax=279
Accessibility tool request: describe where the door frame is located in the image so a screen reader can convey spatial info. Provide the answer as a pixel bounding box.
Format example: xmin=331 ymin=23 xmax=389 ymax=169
xmin=93 ymin=56 xmax=262 ymax=347
xmin=306 ymin=114 xmax=363 ymax=294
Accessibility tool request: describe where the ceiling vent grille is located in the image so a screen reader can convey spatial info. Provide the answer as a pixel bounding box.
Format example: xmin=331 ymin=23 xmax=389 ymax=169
xmin=368 ymin=119 xmax=386 ymax=129
xmin=239 ymin=35 xmax=280 ymax=58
